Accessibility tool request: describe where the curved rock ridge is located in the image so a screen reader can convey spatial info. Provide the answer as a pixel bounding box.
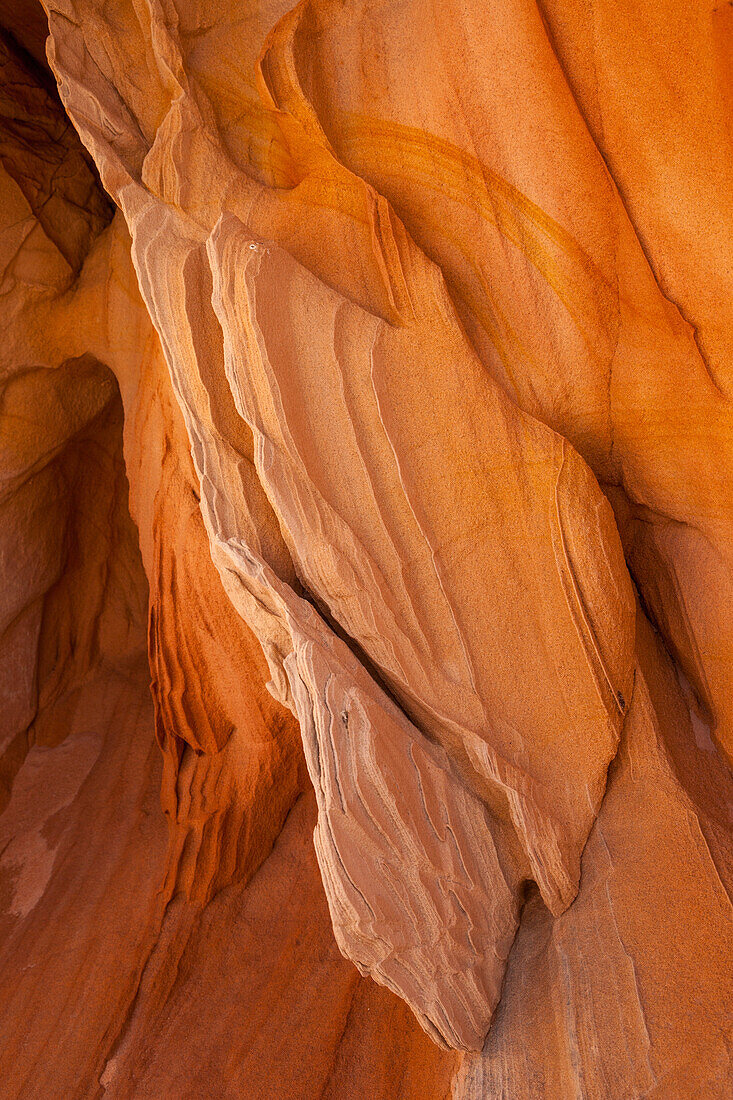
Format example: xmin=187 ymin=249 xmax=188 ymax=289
xmin=0 ymin=0 xmax=730 ymax=1096
xmin=0 ymin=19 xmax=450 ymax=1095
xmin=291 ymin=625 xmax=519 ymax=1053
xmin=213 ymin=533 xmax=523 ymax=1052
xmin=39 ymin=0 xmax=640 ymax=1042
xmin=208 ymin=210 xmax=635 ymax=917
xmin=256 ymin=0 xmax=733 ymax=766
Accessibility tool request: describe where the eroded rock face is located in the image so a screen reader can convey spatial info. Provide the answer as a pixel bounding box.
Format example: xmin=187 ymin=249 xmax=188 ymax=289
xmin=0 ymin=1 xmax=730 ymax=1097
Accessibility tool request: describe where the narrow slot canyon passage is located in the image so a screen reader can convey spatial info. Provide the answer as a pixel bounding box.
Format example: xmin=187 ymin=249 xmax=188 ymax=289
xmin=0 ymin=2 xmax=731 ymax=1097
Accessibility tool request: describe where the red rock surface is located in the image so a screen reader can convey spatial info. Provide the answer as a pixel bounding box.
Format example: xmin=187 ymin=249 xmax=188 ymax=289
xmin=0 ymin=1 xmax=730 ymax=1096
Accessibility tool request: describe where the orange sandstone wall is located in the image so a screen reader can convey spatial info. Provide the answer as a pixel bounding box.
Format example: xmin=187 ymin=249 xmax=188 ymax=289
xmin=0 ymin=2 xmax=730 ymax=1097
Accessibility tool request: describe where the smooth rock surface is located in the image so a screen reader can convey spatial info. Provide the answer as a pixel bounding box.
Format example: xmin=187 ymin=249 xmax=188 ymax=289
xmin=0 ymin=1 xmax=730 ymax=1097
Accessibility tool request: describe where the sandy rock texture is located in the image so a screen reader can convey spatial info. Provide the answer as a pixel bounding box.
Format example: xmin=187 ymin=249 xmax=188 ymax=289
xmin=0 ymin=0 xmax=730 ymax=1096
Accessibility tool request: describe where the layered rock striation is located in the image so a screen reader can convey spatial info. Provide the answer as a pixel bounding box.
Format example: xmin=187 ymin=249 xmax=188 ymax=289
xmin=0 ymin=1 xmax=731 ymax=1097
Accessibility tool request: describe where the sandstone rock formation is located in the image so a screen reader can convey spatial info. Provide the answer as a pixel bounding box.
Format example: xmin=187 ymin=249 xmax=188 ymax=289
xmin=0 ymin=1 xmax=731 ymax=1097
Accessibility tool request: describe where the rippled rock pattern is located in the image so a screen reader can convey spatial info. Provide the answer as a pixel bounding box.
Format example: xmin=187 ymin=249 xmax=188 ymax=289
xmin=0 ymin=1 xmax=731 ymax=1096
